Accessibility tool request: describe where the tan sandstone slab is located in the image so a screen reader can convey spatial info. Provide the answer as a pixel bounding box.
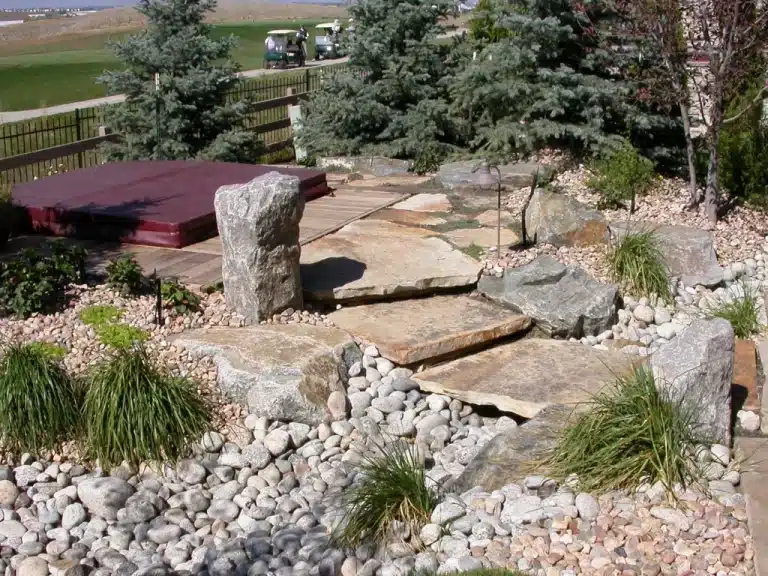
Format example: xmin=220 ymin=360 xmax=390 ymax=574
xmin=414 ymin=339 xmax=636 ymax=419
xmin=301 ymin=219 xmax=483 ymax=302
xmin=392 ymin=193 xmax=453 ymax=212
xmin=173 ymin=324 xmax=358 ymax=424
xmin=328 ymin=295 xmax=532 ymax=365
xmin=475 ymin=210 xmax=516 ymax=227
xmin=344 ymin=175 xmax=435 ymax=188
xmin=373 ymin=208 xmax=447 ymax=227
xmin=442 ymin=227 xmax=520 ymax=249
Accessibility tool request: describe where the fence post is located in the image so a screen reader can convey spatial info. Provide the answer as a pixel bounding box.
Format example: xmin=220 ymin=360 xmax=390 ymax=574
xmin=74 ymin=108 xmax=83 ymax=169
xmin=305 ymin=68 xmax=310 ymax=94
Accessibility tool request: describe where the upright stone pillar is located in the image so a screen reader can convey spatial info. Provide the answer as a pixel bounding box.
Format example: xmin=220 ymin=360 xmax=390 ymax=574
xmin=214 ymin=172 xmax=304 ymax=324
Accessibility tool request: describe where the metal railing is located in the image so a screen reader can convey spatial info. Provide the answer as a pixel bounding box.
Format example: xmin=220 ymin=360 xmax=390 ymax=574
xmin=0 ymin=64 xmax=347 ymax=187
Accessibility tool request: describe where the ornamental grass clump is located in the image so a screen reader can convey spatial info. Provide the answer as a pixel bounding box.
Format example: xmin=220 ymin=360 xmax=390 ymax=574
xmin=709 ymin=283 xmax=762 ymax=339
xmin=543 ymin=366 xmax=704 ymax=495
xmin=84 ymin=345 xmax=211 ymax=469
xmin=335 ymin=438 xmax=440 ymax=547
xmin=608 ymin=228 xmax=671 ymax=302
xmin=0 ymin=342 xmax=81 ymax=455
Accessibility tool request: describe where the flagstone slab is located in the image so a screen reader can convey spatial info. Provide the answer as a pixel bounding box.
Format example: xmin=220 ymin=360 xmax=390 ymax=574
xmin=373 ymin=208 xmax=447 ymax=227
xmin=327 ymin=295 xmax=532 ymax=365
xmin=172 ymin=324 xmax=360 ymax=425
xmin=301 ymin=219 xmax=483 ymax=302
xmin=475 ymin=210 xmax=516 ymax=227
xmin=442 ymin=227 xmax=520 ymax=249
xmin=392 ymin=193 xmax=452 ymax=212
xmin=413 ymin=338 xmax=635 ymax=419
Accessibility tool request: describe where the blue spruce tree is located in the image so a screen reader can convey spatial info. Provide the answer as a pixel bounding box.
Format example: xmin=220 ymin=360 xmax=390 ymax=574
xmin=99 ymin=0 xmax=260 ymax=162
xmin=297 ymin=0 xmax=465 ymax=165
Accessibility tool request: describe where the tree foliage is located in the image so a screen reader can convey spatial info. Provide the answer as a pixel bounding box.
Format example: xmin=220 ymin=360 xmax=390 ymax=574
xmin=99 ymin=0 xmax=262 ymax=162
xmin=450 ymin=0 xmax=680 ymax=163
xmin=296 ymin=0 xmax=466 ymax=163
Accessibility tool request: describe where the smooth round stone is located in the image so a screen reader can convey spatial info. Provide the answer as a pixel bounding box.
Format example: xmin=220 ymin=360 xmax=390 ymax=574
xmin=0 ymin=480 xmax=19 ymax=508
xmin=371 ymin=397 xmax=404 ymax=414
xmin=18 ymin=557 xmax=48 ymax=576
xmin=654 ymin=308 xmax=672 ymax=325
xmin=363 ymin=345 xmax=379 ymax=357
xmin=633 ymin=304 xmax=655 ymax=324
xmin=375 ymin=357 xmax=394 ymax=376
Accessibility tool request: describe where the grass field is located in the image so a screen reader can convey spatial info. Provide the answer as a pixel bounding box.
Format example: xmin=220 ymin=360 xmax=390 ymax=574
xmin=0 ymin=20 xmax=327 ymax=112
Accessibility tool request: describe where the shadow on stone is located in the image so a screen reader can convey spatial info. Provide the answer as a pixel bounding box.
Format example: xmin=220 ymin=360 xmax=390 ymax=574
xmin=301 ymin=257 xmax=367 ymax=292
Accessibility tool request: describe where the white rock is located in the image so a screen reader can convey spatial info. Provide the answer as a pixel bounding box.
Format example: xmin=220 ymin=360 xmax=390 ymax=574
xmin=656 ymin=322 xmax=676 ymax=340
xmin=711 ymin=444 xmax=730 ymax=466
xmin=0 ymin=480 xmax=18 ymax=508
xmin=654 ymin=308 xmax=672 ymax=325
xmin=364 ymin=345 xmax=379 ymax=357
xmin=574 ymin=493 xmax=600 ymax=519
xmin=633 ymin=304 xmax=655 ymax=324
xmin=76 ymin=477 xmax=134 ymax=521
xmin=263 ymin=429 xmax=291 ymax=456
xmin=18 ymin=557 xmax=48 ymax=576
xmin=327 ymin=391 xmax=348 ymax=421
xmin=420 ymin=523 xmax=442 ymax=546
xmin=737 ymin=410 xmax=760 ymax=432
xmin=61 ymin=503 xmax=86 ymax=529
xmin=431 ymin=499 xmax=465 ymax=524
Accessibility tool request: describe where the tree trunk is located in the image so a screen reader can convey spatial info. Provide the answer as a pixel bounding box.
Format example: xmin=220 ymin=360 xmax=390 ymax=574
xmin=679 ymin=101 xmax=700 ymax=206
xmin=704 ymin=100 xmax=724 ymax=224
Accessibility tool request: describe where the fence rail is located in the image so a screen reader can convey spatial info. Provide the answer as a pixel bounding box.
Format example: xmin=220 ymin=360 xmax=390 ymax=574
xmin=0 ymin=64 xmax=345 ymax=188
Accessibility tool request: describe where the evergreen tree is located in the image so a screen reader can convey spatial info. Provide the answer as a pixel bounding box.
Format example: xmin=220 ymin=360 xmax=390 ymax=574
xmin=99 ymin=0 xmax=261 ymax=162
xmin=297 ymin=0 xmax=465 ymax=164
xmin=452 ymin=0 xmax=682 ymax=163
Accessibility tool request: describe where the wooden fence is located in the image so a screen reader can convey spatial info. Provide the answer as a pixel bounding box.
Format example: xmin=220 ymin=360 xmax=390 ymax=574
xmin=0 ymin=65 xmax=343 ymax=188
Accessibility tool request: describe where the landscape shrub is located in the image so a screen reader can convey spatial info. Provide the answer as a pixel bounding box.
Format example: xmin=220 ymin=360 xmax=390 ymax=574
xmin=587 ymin=142 xmax=657 ymax=209
xmin=161 ymin=278 xmax=201 ymax=315
xmin=0 ymin=342 xmax=81 ymax=455
xmin=26 ymin=341 xmax=67 ymax=360
xmin=84 ymin=345 xmax=211 ymax=469
xmin=709 ymin=284 xmax=762 ymax=338
xmin=0 ymin=243 xmax=87 ymax=318
xmin=106 ymin=254 xmax=144 ymax=295
xmin=543 ymin=366 xmax=703 ymax=494
xmin=719 ymin=84 xmax=768 ymax=207
xmin=608 ymin=228 xmax=671 ymax=302
xmin=335 ymin=438 xmax=439 ymax=547
xmin=79 ymin=304 xmax=123 ymax=327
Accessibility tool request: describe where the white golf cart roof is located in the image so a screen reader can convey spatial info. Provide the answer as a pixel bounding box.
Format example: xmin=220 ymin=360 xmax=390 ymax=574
xmin=316 ymin=23 xmax=336 ymax=29
xmin=267 ymin=29 xmax=297 ymax=35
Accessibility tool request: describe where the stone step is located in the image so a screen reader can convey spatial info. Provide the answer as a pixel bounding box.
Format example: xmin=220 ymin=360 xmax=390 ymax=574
xmin=327 ymin=295 xmax=532 ymax=365
xmin=300 ymin=219 xmax=482 ymax=302
xmin=413 ymin=338 xmax=636 ymax=419
xmin=172 ymin=324 xmax=361 ymax=425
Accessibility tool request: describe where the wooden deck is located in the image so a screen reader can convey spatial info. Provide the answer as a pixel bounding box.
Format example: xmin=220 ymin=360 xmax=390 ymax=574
xmin=4 ymin=185 xmax=407 ymax=287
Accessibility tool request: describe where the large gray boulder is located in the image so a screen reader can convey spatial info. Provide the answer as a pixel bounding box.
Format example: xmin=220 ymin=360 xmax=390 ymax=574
xmin=452 ymin=405 xmax=573 ymax=492
xmin=478 ymin=256 xmax=618 ymax=338
xmin=610 ymin=222 xmax=723 ymax=287
xmin=173 ymin=324 xmax=360 ymax=425
xmin=77 ymin=477 xmax=135 ymax=521
xmin=436 ymin=161 xmax=544 ymax=191
xmin=650 ymin=318 xmax=734 ymax=444
xmin=214 ymin=172 xmax=305 ymax=324
xmin=525 ymin=188 xmax=609 ymax=247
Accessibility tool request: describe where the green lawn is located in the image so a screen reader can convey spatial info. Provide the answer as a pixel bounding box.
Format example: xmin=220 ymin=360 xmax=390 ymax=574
xmin=0 ymin=20 xmax=325 ymax=112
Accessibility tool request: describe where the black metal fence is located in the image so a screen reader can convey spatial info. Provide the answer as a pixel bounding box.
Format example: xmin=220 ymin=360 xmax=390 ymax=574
xmin=0 ymin=64 xmax=347 ymax=188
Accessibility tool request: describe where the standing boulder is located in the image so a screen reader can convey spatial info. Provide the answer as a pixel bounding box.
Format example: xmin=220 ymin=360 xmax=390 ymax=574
xmin=650 ymin=319 xmax=734 ymax=444
xmin=478 ymin=256 xmax=618 ymax=338
xmin=214 ymin=172 xmax=305 ymax=324
xmin=525 ymin=188 xmax=609 ymax=247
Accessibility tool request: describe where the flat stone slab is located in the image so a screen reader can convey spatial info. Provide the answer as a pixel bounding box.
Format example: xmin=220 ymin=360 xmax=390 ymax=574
xmin=392 ymin=193 xmax=452 ymax=212
xmin=301 ymin=219 xmax=483 ymax=302
xmin=327 ymin=295 xmax=532 ymax=364
xmin=172 ymin=324 xmax=360 ymax=425
xmin=442 ymin=227 xmax=520 ymax=249
xmin=413 ymin=338 xmax=635 ymax=419
xmin=344 ymin=175 xmax=434 ymax=188
xmin=475 ymin=210 xmax=516 ymax=227
xmin=733 ymin=339 xmax=759 ymax=411
xmin=317 ymin=156 xmax=410 ymax=177
xmin=373 ymin=208 xmax=447 ymax=227
xmin=610 ymin=222 xmax=723 ymax=287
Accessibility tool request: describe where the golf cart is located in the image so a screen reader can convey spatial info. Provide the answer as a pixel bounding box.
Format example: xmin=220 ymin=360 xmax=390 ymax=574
xmin=313 ymin=23 xmax=343 ymax=60
xmin=263 ymin=29 xmax=305 ymax=69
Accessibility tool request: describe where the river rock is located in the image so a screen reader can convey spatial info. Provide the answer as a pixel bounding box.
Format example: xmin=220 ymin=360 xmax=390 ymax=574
xmin=76 ymin=477 xmax=135 ymax=521
xmin=478 ymin=256 xmax=618 ymax=338
xmin=214 ymin=172 xmax=305 ymax=323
